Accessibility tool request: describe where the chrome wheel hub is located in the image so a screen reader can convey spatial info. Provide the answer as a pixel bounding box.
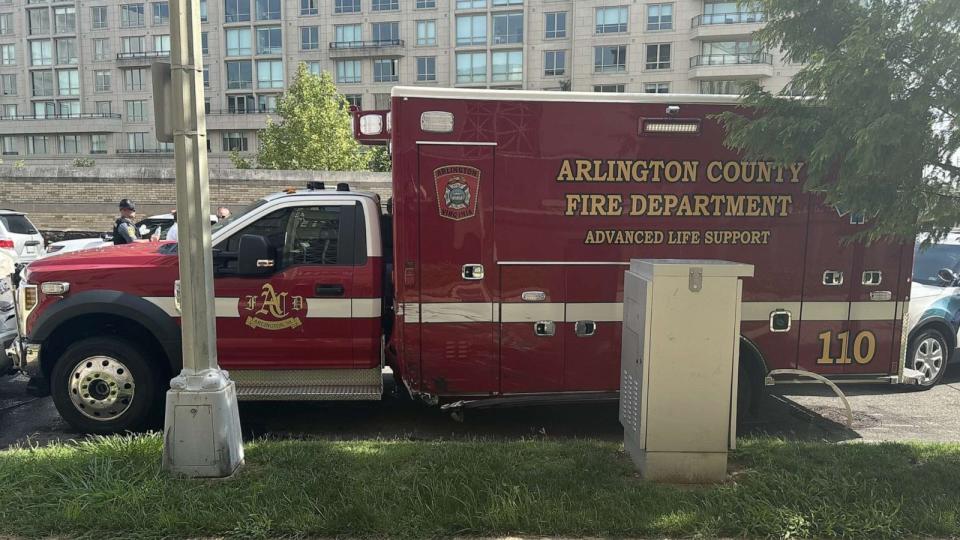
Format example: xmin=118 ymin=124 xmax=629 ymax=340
xmin=912 ymin=337 xmax=944 ymax=386
xmin=68 ymin=356 xmax=136 ymax=421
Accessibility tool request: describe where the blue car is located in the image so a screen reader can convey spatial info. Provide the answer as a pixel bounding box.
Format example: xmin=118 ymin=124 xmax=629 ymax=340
xmin=906 ymin=230 xmax=960 ymax=387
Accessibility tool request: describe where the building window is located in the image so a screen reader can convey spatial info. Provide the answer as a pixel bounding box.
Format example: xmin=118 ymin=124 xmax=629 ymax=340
xmin=33 ymin=101 xmax=54 ymax=118
xmin=416 ymin=20 xmax=436 ymax=46
xmin=374 ymin=92 xmax=390 ymax=109
xmin=120 ymin=4 xmax=145 ymax=27
xmin=227 ymin=94 xmax=254 ymax=112
xmin=456 ymin=51 xmax=485 ymax=83
xmin=0 ymin=74 xmax=15 ymax=96
xmin=93 ymin=38 xmax=110 ymax=60
xmin=30 ymin=40 xmax=51 ymax=66
xmin=56 ymin=38 xmax=77 ymax=64
xmin=415 ymin=56 xmax=436 ymax=81
xmin=223 ymin=132 xmax=248 ymax=151
xmin=256 ymin=26 xmax=282 ymax=54
xmin=344 ymin=94 xmax=361 ymax=108
xmin=594 ymin=45 xmax=626 ymax=72
xmin=256 ymin=59 xmax=283 ymax=88
xmin=95 ymin=70 xmax=111 ymax=92
xmin=545 ymin=12 xmax=566 ymax=39
xmin=455 ymin=15 xmax=486 ymax=46
xmin=699 ymin=79 xmax=755 ymax=95
xmin=31 ymin=71 xmax=53 ymax=96
xmin=258 ymin=94 xmax=277 ymax=112
xmin=594 ymin=84 xmax=624 ymax=93
xmin=544 ymin=50 xmax=565 ymax=76
xmin=91 ymin=134 xmax=107 ymax=154
xmin=492 ymin=0 xmax=521 ymax=5
xmin=59 ymin=100 xmax=80 ymax=117
xmin=2 ymin=104 xmax=15 ymax=117
xmin=372 ymin=0 xmax=397 ymax=11
xmin=53 ymin=7 xmax=76 ymax=33
xmin=645 ymin=82 xmax=669 ymax=93
xmin=95 ymin=101 xmax=111 ymax=115
xmin=335 ymin=60 xmax=361 ymax=83
xmin=256 ymin=0 xmax=280 ymax=20
xmin=203 ymin=67 xmax=209 ymax=87
xmin=371 ymin=21 xmax=399 ymax=44
xmin=57 ymin=69 xmax=79 ymax=96
xmin=702 ymin=1 xmax=764 ymax=24
xmin=645 ymin=43 xmax=670 ymax=70
xmin=201 ymin=32 xmax=209 ymax=54
xmin=91 ymin=7 xmax=108 ymax=29
xmin=121 ymin=36 xmax=146 ymax=54
xmin=301 ymin=0 xmax=318 ymax=15
xmin=456 ymin=0 xmax=485 ymax=8
xmin=200 ymin=0 xmax=207 ymax=21
xmin=492 ymin=13 xmax=523 ymax=44
xmin=127 ymin=132 xmax=146 ymax=151
xmin=334 ymin=0 xmax=360 ymax=14
xmin=334 ymin=24 xmax=361 ymax=45
xmin=2 ymin=136 xmax=18 ymax=155
xmin=154 ymin=35 xmax=170 ymax=54
xmin=300 ymin=26 xmax=319 ymax=50
xmin=152 ymin=2 xmax=169 ymax=23
xmin=0 ymin=13 xmax=13 ymax=35
xmin=647 ymin=3 xmax=672 ymax=31
xmin=0 ymin=44 xmax=13 ymax=65
xmin=226 ymin=60 xmax=253 ymax=88
xmin=59 ymin=135 xmax=79 ymax=154
xmin=224 ymin=0 xmax=250 ymax=22
xmin=126 ymin=99 xmax=147 ymax=121
xmin=373 ymin=58 xmax=398 ymax=82
xmin=492 ymin=50 xmax=522 ymax=82
xmin=596 ymin=6 xmax=627 ymax=34
xmin=28 ymin=9 xmax=50 ymax=35
xmin=124 ymin=68 xmax=147 ymax=91
xmin=416 ymin=0 xmax=435 ymax=8
xmin=27 ymin=136 xmax=49 ymax=155
xmin=308 ymin=61 xmax=322 ymax=75
xmin=226 ymin=28 xmax=251 ymax=56
xmin=700 ymin=40 xmax=761 ymax=64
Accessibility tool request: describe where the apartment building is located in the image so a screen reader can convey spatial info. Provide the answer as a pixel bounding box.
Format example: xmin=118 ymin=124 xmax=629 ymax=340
xmin=0 ymin=0 xmax=800 ymax=165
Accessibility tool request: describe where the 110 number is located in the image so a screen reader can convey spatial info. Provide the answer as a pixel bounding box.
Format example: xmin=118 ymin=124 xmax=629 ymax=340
xmin=816 ymin=330 xmax=877 ymax=365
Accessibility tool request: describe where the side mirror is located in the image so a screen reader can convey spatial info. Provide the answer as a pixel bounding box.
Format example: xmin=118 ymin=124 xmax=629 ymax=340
xmin=937 ymin=268 xmax=958 ymax=285
xmin=237 ymin=234 xmax=274 ymax=276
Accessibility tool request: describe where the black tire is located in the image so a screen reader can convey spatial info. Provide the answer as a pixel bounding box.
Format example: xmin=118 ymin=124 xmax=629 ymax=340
xmin=50 ymin=336 xmax=165 ymax=434
xmin=737 ymin=355 xmax=763 ymax=424
xmin=906 ymin=328 xmax=950 ymax=390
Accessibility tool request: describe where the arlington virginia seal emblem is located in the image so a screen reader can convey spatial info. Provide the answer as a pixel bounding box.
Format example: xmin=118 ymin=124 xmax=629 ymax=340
xmin=434 ymin=165 xmax=481 ymax=221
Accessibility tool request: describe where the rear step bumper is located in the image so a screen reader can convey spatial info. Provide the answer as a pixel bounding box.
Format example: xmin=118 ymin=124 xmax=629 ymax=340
xmin=230 ymin=368 xmax=383 ymax=401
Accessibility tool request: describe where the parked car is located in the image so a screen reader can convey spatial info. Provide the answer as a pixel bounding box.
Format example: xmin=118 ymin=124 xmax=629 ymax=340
xmin=43 ymin=213 xmax=218 ymax=257
xmin=0 ymin=249 xmax=16 ymax=374
xmin=0 ymin=210 xmax=44 ymax=265
xmin=906 ymin=229 xmax=960 ymax=387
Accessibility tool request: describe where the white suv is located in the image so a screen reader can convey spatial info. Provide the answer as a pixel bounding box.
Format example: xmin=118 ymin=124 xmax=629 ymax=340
xmin=0 ymin=210 xmax=45 ymax=265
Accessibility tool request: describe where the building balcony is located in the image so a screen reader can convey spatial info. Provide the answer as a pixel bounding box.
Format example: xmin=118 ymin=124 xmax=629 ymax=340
xmin=688 ymin=53 xmax=774 ymax=79
xmin=328 ymin=40 xmax=404 ymax=58
xmin=205 ymin=109 xmax=275 ymax=130
xmin=116 ymin=51 xmax=170 ymax=66
xmin=116 ymin=148 xmax=174 ymax=154
xmin=690 ymin=12 xmax=766 ymax=39
xmin=0 ymin=113 xmax=121 ymax=135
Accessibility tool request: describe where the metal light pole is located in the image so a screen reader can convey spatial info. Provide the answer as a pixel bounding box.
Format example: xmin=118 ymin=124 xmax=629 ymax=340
xmin=159 ymin=0 xmax=243 ymax=477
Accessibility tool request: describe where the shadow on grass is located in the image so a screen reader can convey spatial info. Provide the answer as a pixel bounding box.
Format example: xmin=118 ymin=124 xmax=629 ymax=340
xmin=1 ymin=435 xmax=958 ymax=539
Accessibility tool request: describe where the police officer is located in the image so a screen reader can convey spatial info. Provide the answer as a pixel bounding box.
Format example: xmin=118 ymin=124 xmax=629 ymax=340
xmin=113 ymin=199 xmax=151 ymax=245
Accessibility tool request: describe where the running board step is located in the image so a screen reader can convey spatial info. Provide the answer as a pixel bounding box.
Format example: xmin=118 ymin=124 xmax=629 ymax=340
xmin=230 ymin=368 xmax=383 ymax=401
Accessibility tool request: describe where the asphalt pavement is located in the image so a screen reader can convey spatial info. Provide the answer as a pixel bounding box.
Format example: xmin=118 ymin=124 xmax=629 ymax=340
xmin=2 ymin=363 xmax=959 ymax=449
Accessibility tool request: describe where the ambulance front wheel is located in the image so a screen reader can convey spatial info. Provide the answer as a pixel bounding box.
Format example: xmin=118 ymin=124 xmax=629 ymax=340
xmin=906 ymin=328 xmax=950 ymax=389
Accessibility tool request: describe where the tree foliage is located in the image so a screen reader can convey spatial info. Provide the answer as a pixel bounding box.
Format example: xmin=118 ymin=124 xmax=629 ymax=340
xmin=716 ymin=0 xmax=960 ymax=241
xmin=256 ymin=63 xmax=370 ymax=171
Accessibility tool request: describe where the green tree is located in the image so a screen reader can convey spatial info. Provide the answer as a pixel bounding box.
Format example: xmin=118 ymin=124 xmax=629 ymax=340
xmin=367 ymin=146 xmax=392 ymax=172
xmin=716 ymin=0 xmax=960 ymax=241
xmin=256 ymin=63 xmax=370 ymax=171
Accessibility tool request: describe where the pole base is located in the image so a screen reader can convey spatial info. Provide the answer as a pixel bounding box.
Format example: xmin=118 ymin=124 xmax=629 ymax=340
xmin=162 ymin=368 xmax=244 ymax=478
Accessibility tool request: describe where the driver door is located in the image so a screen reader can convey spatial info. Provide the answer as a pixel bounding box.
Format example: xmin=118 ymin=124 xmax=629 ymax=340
xmin=213 ymin=202 xmax=364 ymax=370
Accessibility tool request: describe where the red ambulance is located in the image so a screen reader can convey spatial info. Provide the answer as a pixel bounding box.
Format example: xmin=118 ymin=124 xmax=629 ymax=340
xmin=9 ymin=88 xmax=916 ymax=433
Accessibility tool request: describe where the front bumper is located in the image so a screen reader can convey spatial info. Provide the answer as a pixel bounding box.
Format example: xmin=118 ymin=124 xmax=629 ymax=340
xmin=5 ymin=337 xmax=41 ymax=377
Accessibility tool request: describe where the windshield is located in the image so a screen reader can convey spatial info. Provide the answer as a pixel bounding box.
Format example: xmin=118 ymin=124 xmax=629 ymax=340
xmin=0 ymin=215 xmax=38 ymax=235
xmin=211 ymin=198 xmax=269 ymax=235
xmin=913 ymin=244 xmax=960 ymax=286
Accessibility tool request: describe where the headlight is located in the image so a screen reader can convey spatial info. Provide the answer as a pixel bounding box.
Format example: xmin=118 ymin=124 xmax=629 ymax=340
xmin=22 ymin=284 xmax=37 ymax=312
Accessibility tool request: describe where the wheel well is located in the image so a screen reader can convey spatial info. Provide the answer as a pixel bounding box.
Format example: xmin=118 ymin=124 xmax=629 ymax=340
xmin=911 ymin=320 xmax=956 ymax=353
xmin=40 ymin=314 xmax=173 ymax=380
xmin=739 ymin=336 xmax=768 ymax=378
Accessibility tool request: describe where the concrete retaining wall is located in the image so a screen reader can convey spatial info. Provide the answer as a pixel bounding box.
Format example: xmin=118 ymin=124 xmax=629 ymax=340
xmin=0 ymin=166 xmax=392 ymax=236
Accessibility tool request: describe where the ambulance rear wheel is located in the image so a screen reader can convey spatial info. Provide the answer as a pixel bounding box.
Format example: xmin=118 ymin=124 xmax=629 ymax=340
xmin=737 ymin=353 xmax=764 ymax=423
xmin=51 ymin=337 xmax=164 ymax=434
xmin=907 ymin=329 xmax=949 ymax=389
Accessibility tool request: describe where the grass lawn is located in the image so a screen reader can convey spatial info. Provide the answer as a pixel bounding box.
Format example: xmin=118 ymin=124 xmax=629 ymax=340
xmin=1 ymin=436 xmax=959 ymax=539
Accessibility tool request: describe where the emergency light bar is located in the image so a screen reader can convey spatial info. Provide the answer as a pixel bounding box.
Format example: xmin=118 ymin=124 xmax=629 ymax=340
xmin=641 ymin=118 xmax=701 ymax=135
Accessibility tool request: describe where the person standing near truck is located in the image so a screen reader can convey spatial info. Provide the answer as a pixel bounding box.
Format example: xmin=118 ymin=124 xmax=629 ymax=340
xmin=113 ymin=199 xmax=153 ymax=245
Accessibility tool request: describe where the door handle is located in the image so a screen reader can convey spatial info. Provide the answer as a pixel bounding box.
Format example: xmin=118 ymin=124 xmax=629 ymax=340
xmin=461 ymin=264 xmax=484 ymax=280
xmin=314 ymin=283 xmax=344 ymax=297
xmin=574 ymin=320 xmax=597 ymax=337
xmin=534 ymin=320 xmax=555 ymax=337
